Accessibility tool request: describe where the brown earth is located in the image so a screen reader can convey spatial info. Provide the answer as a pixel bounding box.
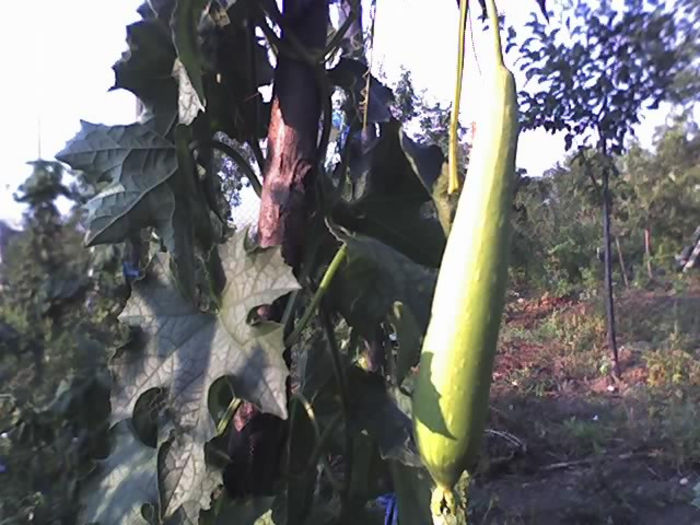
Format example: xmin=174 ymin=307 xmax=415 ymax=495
xmin=468 ymin=283 xmax=700 ymax=524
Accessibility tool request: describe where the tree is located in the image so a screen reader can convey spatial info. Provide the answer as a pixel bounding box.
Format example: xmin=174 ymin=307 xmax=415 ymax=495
xmin=3 ymin=161 xmax=78 ymax=386
xmin=0 ymin=161 xmax=124 ymax=523
xmin=516 ymin=0 xmax=699 ymax=377
xmin=513 ymin=157 xmax=602 ymax=290
xmin=615 ymin=118 xmax=700 ymax=274
xmin=392 ymin=68 xmax=471 ymax=173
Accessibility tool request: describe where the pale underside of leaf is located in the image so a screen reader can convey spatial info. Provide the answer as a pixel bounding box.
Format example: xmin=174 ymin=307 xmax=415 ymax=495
xmin=80 ymin=421 xmax=158 ymax=525
xmin=173 ymin=57 xmax=206 ymax=125
xmin=110 ymin=231 xmax=299 ymax=518
xmin=171 ymin=0 xmax=208 ymax=115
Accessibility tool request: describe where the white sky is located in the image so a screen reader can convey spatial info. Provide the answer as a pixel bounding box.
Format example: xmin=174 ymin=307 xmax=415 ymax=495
xmin=0 ymin=0 xmax=678 ymax=225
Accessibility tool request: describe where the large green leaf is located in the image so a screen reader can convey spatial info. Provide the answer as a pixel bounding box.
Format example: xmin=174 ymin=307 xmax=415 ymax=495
xmin=113 ymin=229 xmax=299 ymax=424
xmin=398 ymin=131 xmax=457 ymax=234
xmin=56 ymin=121 xmax=178 ymax=246
xmin=80 ymin=420 xmax=158 ymax=525
xmin=112 ymin=19 xmax=178 ymax=121
xmin=387 ymin=302 xmax=423 ymax=387
xmin=158 ymin=432 xmax=221 ymax=518
xmin=332 ymin=121 xmax=446 ymax=267
xmin=111 ymin=231 xmax=299 ymax=517
xmin=328 ymin=226 xmax=436 ymax=338
xmin=56 ymin=120 xmax=206 ymax=298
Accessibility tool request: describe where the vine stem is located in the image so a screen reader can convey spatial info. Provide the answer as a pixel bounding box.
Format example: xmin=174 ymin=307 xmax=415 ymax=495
xmin=191 ymin=139 xmax=262 ymax=197
xmin=284 ymin=244 xmax=348 ymax=347
xmin=485 ymin=0 xmax=505 ymax=66
xmin=319 ymin=303 xmax=352 ymax=518
xmin=215 ymin=397 xmax=242 ymax=436
xmin=289 ymin=393 xmax=343 ymax=491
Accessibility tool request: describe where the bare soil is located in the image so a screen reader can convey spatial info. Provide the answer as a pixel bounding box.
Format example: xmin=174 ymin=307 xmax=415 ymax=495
xmin=468 ymin=284 xmax=700 ymax=524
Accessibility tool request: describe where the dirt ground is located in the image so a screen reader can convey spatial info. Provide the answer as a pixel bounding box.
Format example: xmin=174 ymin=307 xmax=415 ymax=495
xmin=468 ymin=284 xmax=700 ymax=524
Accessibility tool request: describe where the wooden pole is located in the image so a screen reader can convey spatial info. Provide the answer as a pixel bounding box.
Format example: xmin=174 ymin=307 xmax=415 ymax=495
xmin=615 ymin=236 xmax=629 ymax=289
xmin=644 ymin=227 xmax=653 ymax=279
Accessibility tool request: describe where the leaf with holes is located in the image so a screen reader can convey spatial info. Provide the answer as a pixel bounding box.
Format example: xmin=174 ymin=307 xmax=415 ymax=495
xmin=111 ymin=230 xmax=299 ymax=517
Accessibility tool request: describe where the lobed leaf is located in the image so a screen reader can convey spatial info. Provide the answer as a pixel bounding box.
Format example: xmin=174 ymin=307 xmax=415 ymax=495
xmin=111 ymin=230 xmax=299 ymax=518
xmin=56 ymin=121 xmax=178 ymax=246
xmin=328 ymin=226 xmax=436 ymax=338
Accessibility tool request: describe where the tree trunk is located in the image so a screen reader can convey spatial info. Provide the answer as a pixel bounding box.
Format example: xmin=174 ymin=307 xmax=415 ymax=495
xmin=602 ymin=169 xmax=621 ymax=378
xmin=257 ymin=0 xmax=328 ymax=268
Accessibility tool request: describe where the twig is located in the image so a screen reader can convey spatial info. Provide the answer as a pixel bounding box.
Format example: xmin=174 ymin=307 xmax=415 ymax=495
xmin=485 ymin=428 xmax=526 ymax=451
xmin=323 ymin=3 xmax=359 ymax=61
xmin=540 ymin=451 xmax=657 ymax=472
xmin=215 ymin=397 xmax=242 ymax=436
xmin=448 ymin=0 xmax=469 ymax=194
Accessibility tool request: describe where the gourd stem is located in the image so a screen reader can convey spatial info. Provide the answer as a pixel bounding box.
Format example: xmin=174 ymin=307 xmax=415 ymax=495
xmin=485 ymin=0 xmax=505 ymax=66
xmin=448 ymin=0 xmax=469 ymax=195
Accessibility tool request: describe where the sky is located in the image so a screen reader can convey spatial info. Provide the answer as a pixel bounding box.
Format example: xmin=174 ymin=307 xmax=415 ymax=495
xmin=0 ymin=0 xmax=143 ymax=224
xmin=0 ymin=0 xmax=680 ymax=225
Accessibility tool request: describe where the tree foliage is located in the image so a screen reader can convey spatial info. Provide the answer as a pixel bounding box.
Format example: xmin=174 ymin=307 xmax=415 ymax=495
xmin=0 ymin=162 xmax=124 ymax=522
xmin=616 ymin=118 xmax=700 ymax=269
xmin=513 ymin=121 xmax=700 ymax=291
xmin=517 ymin=0 xmax=699 ymax=152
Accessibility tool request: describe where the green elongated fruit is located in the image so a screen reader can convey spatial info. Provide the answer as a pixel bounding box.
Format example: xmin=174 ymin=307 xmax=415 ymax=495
xmin=411 ymin=0 xmax=519 ymax=515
